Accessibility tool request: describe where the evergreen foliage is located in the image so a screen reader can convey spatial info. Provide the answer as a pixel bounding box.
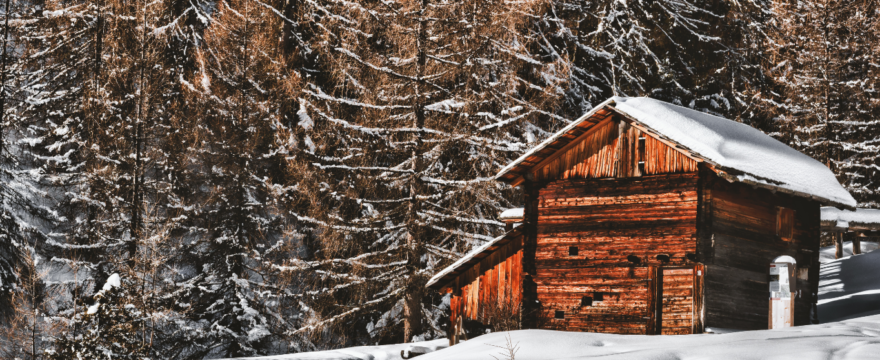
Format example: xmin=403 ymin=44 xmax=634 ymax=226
xmin=49 ymin=274 xmax=149 ymax=360
xmin=0 ymin=0 xmax=877 ymax=358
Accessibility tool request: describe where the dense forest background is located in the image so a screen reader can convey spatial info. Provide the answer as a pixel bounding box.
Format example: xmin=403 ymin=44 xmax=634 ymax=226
xmin=0 ymin=0 xmax=877 ymax=358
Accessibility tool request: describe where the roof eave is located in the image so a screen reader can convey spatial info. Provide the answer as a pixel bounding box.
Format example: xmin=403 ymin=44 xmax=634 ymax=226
xmin=425 ymin=228 xmax=523 ymax=291
xmin=494 ymin=98 xmax=618 ymax=183
xmin=712 ymin=167 xmax=856 ymax=210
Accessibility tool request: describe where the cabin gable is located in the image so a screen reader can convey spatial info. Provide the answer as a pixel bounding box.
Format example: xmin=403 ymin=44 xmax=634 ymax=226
xmin=532 ymin=116 xmax=698 ymax=183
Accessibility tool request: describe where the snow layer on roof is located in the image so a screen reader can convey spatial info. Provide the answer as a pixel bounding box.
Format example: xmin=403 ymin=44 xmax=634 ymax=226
xmin=496 ymin=97 xmax=856 ymax=208
xmin=611 ymin=97 xmax=855 ymax=208
xmin=821 ymin=207 xmax=880 ymax=225
xmin=498 ymin=207 xmax=524 ymax=221
xmin=425 ymin=230 xmax=513 ymax=289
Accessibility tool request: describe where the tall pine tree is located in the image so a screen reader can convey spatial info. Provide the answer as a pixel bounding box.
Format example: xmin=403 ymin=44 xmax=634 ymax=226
xmin=288 ymin=0 xmax=565 ymax=345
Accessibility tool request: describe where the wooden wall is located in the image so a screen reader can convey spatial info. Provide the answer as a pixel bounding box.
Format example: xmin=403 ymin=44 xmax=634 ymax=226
xmin=529 ymin=173 xmax=701 ymax=334
xmin=533 ymin=119 xmax=698 ymax=182
xmin=699 ymin=169 xmax=821 ymax=330
xmin=449 ymin=238 xmax=524 ymax=329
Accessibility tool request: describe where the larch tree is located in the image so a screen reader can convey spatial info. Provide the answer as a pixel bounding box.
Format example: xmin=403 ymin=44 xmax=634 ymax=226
xmin=289 ymin=0 xmax=565 ymax=345
xmin=20 ymin=0 xmax=189 ymax=355
xmin=533 ymin=0 xmax=772 ymax=120
xmin=0 ymin=0 xmax=54 ymax=316
xmin=174 ymin=0 xmax=302 ymax=357
xmin=766 ymin=0 xmax=880 ymax=206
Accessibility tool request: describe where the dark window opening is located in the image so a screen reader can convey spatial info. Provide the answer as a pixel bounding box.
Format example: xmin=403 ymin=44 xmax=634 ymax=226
xmin=594 ymin=292 xmax=604 ymax=302
xmin=569 ymin=246 xmax=579 ymax=256
xmin=686 ymin=253 xmax=698 ymax=262
xmin=638 ymin=135 xmax=646 ymax=174
xmin=581 ymin=296 xmax=593 ymax=306
xmin=554 ymin=310 xmax=565 ymax=319
xmin=627 ymin=255 xmax=641 ymax=264
xmin=656 ymin=254 xmax=670 ymax=262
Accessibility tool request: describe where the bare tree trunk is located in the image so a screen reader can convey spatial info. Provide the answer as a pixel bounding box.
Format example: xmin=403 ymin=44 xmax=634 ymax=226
xmin=0 ymin=0 xmax=10 ymax=157
xmin=403 ymin=0 xmax=429 ymax=343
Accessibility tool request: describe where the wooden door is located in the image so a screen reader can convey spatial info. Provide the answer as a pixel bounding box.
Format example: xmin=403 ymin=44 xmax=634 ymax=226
xmin=657 ymin=267 xmax=696 ymax=335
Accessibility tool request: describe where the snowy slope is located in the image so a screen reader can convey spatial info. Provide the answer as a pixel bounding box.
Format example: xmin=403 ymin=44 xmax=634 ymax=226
xmin=227 ymin=339 xmax=448 ymax=360
xmin=237 ymin=243 xmax=880 ymax=360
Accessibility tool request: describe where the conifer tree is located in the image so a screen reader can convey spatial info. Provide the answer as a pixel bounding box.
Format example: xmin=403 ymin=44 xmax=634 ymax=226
xmin=0 ymin=245 xmax=62 ymax=360
xmin=0 ymin=0 xmax=53 ymax=314
xmin=534 ymin=0 xmax=774 ymax=119
xmin=49 ymin=274 xmax=149 ymax=360
xmin=766 ymin=0 xmax=880 ymax=206
xmin=288 ymin=0 xmax=565 ymax=344
xmin=174 ymin=0 xmax=302 ymax=357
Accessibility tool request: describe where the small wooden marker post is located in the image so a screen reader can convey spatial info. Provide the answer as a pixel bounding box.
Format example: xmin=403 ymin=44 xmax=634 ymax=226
xmin=769 ymin=258 xmax=796 ymax=329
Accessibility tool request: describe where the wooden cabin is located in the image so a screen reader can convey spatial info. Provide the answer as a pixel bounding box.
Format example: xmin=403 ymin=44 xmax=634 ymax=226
xmin=427 ymin=97 xmax=856 ymax=339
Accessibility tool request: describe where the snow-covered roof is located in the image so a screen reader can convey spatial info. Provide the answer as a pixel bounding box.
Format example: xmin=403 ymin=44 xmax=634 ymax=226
xmin=821 ymin=207 xmax=880 ymax=231
xmin=425 ymin=227 xmax=522 ymax=290
xmin=496 ymin=97 xmax=857 ymax=209
xmin=498 ymin=208 xmax=524 ymax=222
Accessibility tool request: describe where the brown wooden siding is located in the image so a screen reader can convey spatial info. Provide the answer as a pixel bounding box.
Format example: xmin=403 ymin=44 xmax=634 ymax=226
xmin=533 ymin=119 xmax=698 ymax=182
xmin=449 ymin=239 xmax=524 ymax=328
xmin=700 ymin=171 xmax=820 ymax=330
xmin=644 ymin=136 xmax=699 ymax=174
xmin=532 ymin=173 xmax=700 ymax=334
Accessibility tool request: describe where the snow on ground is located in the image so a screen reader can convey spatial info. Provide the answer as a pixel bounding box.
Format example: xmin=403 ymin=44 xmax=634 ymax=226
xmin=819 ymin=241 xmax=879 ymax=264
xmin=819 ymin=241 xmax=880 ymax=322
xmin=236 ymin=242 xmax=880 ymax=360
xmin=418 ymin=318 xmax=880 ymax=360
xmin=228 ymin=339 xmax=448 ymax=360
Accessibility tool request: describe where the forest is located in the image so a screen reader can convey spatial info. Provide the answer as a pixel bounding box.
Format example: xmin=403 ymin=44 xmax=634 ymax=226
xmin=0 ymin=0 xmax=877 ymax=358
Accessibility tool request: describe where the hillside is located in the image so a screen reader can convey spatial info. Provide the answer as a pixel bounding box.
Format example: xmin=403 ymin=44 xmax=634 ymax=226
xmin=232 ymin=242 xmax=880 ymax=360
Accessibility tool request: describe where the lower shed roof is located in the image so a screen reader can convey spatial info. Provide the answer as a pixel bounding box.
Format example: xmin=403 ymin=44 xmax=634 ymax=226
xmin=425 ymin=227 xmax=522 ymax=290
xmin=821 ymin=207 xmax=880 ymax=231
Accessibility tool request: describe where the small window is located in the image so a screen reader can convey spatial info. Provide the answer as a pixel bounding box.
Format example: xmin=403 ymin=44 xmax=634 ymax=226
xmin=594 ymin=292 xmax=604 ymax=302
xmin=554 ymin=310 xmax=565 ymax=319
xmin=656 ymin=254 xmax=670 ymax=262
xmin=777 ymin=207 xmax=795 ymax=240
xmin=569 ymin=246 xmax=579 ymax=256
xmin=627 ymin=255 xmax=641 ymax=264
xmin=638 ymin=135 xmax=646 ymax=174
xmin=581 ymin=296 xmax=593 ymax=306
